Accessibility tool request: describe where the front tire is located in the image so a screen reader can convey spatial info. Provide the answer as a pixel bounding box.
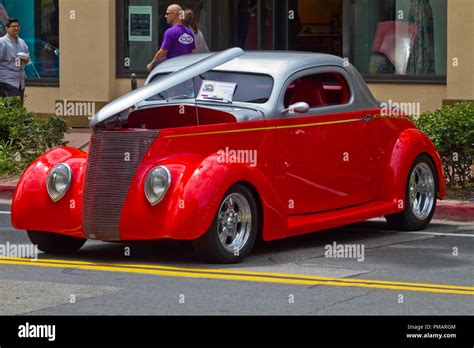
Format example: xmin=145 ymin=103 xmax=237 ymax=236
xmin=385 ymin=154 xmax=438 ymax=230
xmin=27 ymin=231 xmax=86 ymax=255
xmin=192 ymin=184 xmax=258 ymax=263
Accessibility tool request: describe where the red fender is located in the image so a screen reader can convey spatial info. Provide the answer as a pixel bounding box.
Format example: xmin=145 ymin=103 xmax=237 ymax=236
xmin=11 ymin=147 xmax=88 ymax=238
xmin=169 ymin=155 xmax=288 ymax=241
xmin=119 ymin=154 xmax=287 ymax=241
xmin=377 ymin=128 xmax=446 ymax=207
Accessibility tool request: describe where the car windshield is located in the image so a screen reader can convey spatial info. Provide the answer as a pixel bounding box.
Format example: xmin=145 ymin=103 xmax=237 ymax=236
xmin=147 ymin=71 xmax=273 ymax=104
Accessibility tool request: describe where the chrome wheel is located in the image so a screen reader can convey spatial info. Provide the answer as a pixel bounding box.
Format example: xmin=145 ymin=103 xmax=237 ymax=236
xmin=217 ymin=192 xmax=252 ymax=253
xmin=192 ymin=184 xmax=258 ymax=263
xmin=409 ymin=162 xmax=435 ymax=220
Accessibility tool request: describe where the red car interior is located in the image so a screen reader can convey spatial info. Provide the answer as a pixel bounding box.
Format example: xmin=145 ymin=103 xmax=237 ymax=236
xmin=284 ymin=73 xmax=350 ymax=108
xmin=127 ymin=105 xmax=237 ymax=129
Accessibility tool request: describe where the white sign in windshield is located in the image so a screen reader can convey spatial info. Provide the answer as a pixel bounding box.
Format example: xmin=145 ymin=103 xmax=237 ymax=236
xmin=197 ymin=80 xmax=237 ymax=103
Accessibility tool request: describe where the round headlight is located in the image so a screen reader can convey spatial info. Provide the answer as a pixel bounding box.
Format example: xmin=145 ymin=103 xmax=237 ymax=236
xmin=46 ymin=163 xmax=72 ymax=202
xmin=144 ymin=166 xmax=171 ymax=206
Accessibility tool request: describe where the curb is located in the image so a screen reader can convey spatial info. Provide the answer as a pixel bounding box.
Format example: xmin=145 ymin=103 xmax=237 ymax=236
xmin=434 ymin=201 xmax=474 ymax=222
xmin=0 ymin=185 xmax=16 ymax=200
xmin=1 ymin=183 xmax=472 ymax=222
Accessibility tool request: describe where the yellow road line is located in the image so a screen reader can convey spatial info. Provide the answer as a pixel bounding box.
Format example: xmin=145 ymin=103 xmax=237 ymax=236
xmin=6 ymin=256 xmax=474 ymax=291
xmin=1 ymin=257 xmax=473 ymax=295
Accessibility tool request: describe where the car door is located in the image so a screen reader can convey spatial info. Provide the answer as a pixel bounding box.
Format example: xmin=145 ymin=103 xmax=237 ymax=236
xmin=274 ymin=67 xmax=377 ymax=215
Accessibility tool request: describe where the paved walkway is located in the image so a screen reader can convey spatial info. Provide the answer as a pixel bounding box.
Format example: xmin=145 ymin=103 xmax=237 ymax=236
xmin=64 ymin=128 xmax=91 ymax=149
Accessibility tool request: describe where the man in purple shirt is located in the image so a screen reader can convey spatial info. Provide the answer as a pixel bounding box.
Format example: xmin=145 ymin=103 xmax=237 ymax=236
xmin=147 ymin=4 xmax=195 ymax=72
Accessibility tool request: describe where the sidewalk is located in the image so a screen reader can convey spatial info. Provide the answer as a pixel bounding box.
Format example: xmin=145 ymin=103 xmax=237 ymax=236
xmin=63 ymin=128 xmax=91 ymax=149
xmin=0 ymin=128 xmax=473 ymax=222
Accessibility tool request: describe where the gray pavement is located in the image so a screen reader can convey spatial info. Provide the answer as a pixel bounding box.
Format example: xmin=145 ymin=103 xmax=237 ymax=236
xmin=0 ymin=200 xmax=473 ymax=315
xmin=64 ymin=128 xmax=91 ymax=149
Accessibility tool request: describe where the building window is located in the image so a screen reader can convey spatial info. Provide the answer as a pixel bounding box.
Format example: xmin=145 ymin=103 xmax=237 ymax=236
xmin=0 ymin=0 xmax=59 ymax=82
xmin=116 ymin=0 xmax=209 ymax=77
xmin=212 ymin=0 xmax=343 ymax=55
xmin=116 ymin=0 xmax=448 ymax=84
xmin=286 ymin=0 xmax=342 ymax=56
xmin=225 ymin=0 xmax=272 ymax=50
xmin=350 ymin=0 xmax=447 ymax=82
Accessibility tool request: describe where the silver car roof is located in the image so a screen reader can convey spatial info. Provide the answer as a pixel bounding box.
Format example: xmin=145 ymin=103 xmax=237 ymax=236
xmin=147 ymin=51 xmax=348 ymax=83
xmin=145 ymin=51 xmax=380 ymax=115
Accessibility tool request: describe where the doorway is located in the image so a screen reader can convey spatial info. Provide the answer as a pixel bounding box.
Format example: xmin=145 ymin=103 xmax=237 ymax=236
xmin=286 ymin=0 xmax=343 ymax=55
xmin=210 ymin=0 xmax=344 ymax=56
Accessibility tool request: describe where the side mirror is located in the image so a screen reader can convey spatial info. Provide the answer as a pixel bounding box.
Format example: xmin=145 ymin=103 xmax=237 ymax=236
xmin=282 ymin=102 xmax=310 ymax=115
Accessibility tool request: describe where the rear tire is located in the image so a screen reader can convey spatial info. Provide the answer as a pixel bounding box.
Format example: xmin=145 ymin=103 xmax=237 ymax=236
xmin=192 ymin=184 xmax=258 ymax=263
xmin=385 ymin=154 xmax=438 ymax=231
xmin=27 ymin=231 xmax=86 ymax=255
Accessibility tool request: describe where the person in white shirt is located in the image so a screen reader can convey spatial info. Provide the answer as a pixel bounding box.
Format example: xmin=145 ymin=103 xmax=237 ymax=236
xmin=0 ymin=18 xmax=29 ymax=104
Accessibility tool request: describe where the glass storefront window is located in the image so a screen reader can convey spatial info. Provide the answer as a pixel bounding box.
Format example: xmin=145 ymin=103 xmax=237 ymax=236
xmin=230 ymin=0 xmax=272 ymax=50
xmin=219 ymin=0 xmax=340 ymax=52
xmin=216 ymin=0 xmax=342 ymax=55
xmin=117 ymin=0 xmax=209 ymax=76
xmin=287 ymin=0 xmax=343 ymax=56
xmin=116 ymin=0 xmax=448 ymax=83
xmin=350 ymin=0 xmax=447 ymax=78
xmin=0 ymin=0 xmax=59 ymax=80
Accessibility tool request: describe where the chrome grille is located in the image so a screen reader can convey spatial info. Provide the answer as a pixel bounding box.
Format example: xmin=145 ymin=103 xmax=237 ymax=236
xmin=82 ymin=129 xmax=159 ymax=240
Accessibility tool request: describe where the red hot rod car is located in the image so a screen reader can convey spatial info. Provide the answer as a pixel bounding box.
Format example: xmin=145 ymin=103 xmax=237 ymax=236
xmin=11 ymin=48 xmax=446 ymax=263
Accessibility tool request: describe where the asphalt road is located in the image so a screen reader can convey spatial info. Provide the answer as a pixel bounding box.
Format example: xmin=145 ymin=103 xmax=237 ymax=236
xmin=0 ymin=200 xmax=473 ymax=315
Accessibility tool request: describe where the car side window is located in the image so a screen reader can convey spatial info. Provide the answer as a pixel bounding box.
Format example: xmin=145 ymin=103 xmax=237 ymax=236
xmin=284 ymin=72 xmax=351 ymax=109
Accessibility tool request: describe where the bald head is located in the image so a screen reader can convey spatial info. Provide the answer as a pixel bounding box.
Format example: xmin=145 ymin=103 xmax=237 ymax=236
xmin=166 ymin=4 xmax=184 ymax=26
xmin=168 ymin=4 xmax=182 ymax=13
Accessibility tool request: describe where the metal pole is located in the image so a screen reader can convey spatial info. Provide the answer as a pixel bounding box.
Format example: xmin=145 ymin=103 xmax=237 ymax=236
xmin=131 ymin=73 xmax=137 ymax=91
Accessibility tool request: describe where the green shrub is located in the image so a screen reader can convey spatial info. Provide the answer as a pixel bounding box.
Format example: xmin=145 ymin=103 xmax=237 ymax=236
xmin=416 ymin=102 xmax=473 ymax=187
xmin=0 ymin=97 xmax=69 ymax=177
xmin=0 ymin=140 xmax=20 ymax=176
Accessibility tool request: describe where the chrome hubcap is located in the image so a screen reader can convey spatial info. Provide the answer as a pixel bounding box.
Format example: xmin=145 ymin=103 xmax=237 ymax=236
xmin=409 ymin=162 xmax=435 ymax=220
xmin=217 ymin=193 xmax=252 ymax=253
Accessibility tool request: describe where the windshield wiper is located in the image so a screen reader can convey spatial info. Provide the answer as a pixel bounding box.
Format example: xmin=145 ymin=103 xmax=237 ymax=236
xmin=200 ymin=96 xmax=232 ymax=104
xmin=166 ymin=95 xmax=195 ymax=102
xmin=245 ymin=98 xmax=268 ymax=103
